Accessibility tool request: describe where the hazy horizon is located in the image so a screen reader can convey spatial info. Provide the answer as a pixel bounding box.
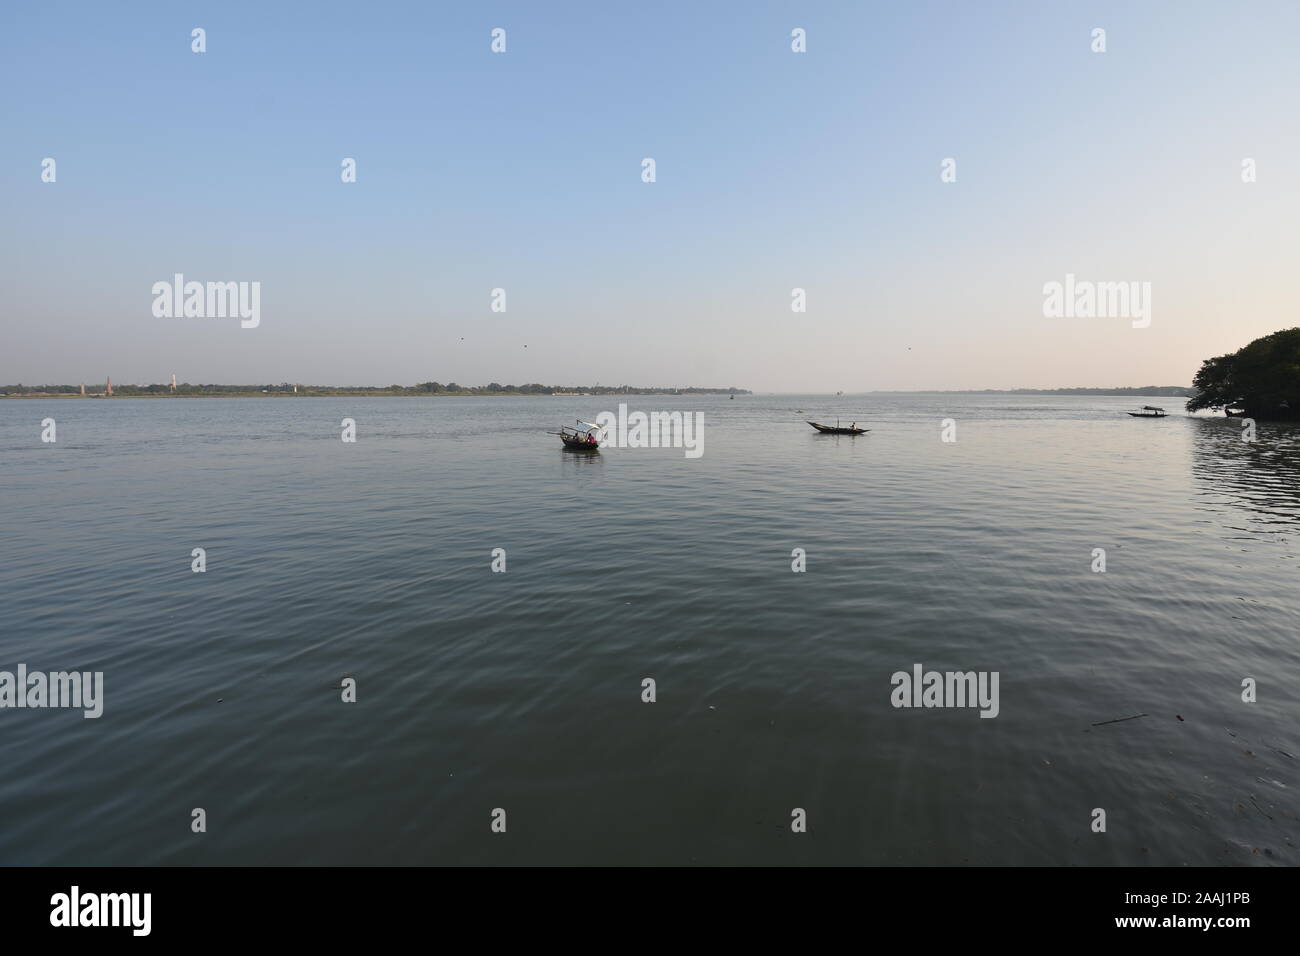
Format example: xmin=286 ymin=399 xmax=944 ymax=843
xmin=0 ymin=374 xmax=1198 ymax=393
xmin=4 ymin=1 xmax=1296 ymax=391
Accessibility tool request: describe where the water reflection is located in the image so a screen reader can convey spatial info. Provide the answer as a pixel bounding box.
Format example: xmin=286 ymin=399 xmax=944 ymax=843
xmin=1189 ymin=416 xmax=1300 ymax=530
xmin=558 ymin=447 xmax=604 ymax=473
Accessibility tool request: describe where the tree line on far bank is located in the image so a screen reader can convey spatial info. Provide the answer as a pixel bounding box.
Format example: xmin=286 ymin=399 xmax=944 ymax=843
xmin=9 ymin=328 xmax=1298 ymax=415
xmin=0 ymin=382 xmax=750 ymax=397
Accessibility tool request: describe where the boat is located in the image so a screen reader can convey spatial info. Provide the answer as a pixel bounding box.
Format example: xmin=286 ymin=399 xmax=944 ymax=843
xmin=807 ymin=420 xmax=868 ymax=435
xmin=1224 ymin=407 xmax=1247 ymax=417
xmin=1126 ymin=406 xmax=1167 ymax=418
xmin=552 ymin=420 xmax=604 ymax=450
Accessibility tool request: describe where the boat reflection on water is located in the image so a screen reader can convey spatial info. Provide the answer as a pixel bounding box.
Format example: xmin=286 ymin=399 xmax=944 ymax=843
xmin=558 ymin=448 xmax=604 ymax=478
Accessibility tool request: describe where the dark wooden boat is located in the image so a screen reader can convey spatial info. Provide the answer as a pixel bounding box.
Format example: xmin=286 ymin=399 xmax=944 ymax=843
xmin=807 ymin=421 xmax=868 ymax=434
xmin=1126 ymin=406 xmax=1167 ymax=418
xmin=552 ymin=421 xmax=604 ymax=450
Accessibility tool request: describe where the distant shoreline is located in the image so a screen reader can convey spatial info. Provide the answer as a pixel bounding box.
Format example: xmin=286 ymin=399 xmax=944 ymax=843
xmin=1 ymin=384 xmax=752 ymax=399
xmin=862 ymin=386 xmax=1194 ymax=396
xmin=0 ymin=385 xmax=1192 ymax=399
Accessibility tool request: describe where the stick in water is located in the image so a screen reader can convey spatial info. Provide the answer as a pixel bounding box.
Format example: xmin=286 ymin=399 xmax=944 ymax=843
xmin=1091 ymin=713 xmax=1149 ymax=726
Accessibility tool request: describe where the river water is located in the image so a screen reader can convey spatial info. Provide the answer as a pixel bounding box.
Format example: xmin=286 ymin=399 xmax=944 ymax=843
xmin=0 ymin=393 xmax=1295 ymax=864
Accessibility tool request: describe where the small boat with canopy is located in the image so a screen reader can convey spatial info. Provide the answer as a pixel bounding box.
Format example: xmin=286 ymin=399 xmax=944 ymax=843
xmin=553 ymin=420 xmax=605 ymax=450
xmin=1126 ymin=406 xmax=1168 ymax=418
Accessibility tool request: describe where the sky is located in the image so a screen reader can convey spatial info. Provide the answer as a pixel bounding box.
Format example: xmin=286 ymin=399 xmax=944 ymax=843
xmin=2 ymin=1 xmax=1297 ymax=391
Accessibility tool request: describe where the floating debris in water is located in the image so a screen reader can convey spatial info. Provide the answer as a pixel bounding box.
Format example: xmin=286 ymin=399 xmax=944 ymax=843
xmin=1091 ymin=713 xmax=1148 ymax=727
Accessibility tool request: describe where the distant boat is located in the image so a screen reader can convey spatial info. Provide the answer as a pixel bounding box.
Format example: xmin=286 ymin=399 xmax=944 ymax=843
xmin=1126 ymin=406 xmax=1167 ymax=418
xmin=552 ymin=420 xmax=604 ymax=450
xmin=807 ymin=420 xmax=868 ymax=435
xmin=1224 ymin=407 xmax=1247 ymax=417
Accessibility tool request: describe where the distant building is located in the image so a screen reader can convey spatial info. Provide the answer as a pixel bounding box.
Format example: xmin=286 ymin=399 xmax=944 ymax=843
xmin=107 ymin=377 xmax=112 ymax=397
xmin=171 ymin=374 xmax=177 ymax=391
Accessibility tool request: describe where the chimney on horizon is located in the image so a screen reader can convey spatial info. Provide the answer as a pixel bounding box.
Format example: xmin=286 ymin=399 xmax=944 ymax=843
xmin=107 ymin=376 xmax=113 ymax=397
xmin=171 ymin=373 xmax=177 ymax=391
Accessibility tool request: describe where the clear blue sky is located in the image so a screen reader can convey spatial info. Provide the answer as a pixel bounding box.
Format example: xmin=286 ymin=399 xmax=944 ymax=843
xmin=3 ymin=1 xmax=1297 ymax=390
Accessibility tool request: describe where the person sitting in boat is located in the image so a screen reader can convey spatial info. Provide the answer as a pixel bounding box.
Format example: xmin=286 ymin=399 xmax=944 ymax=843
xmin=585 ymin=433 xmax=596 ymax=444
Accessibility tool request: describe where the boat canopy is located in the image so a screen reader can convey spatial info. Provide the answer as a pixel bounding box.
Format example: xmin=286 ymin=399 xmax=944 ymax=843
xmin=575 ymin=421 xmax=605 ymax=432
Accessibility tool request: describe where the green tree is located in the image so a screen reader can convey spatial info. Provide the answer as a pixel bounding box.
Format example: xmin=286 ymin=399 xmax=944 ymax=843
xmin=1187 ymin=328 xmax=1300 ymax=418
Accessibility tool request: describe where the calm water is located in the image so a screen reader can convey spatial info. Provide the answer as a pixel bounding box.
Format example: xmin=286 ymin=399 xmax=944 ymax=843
xmin=1 ymin=394 xmax=1297 ymax=866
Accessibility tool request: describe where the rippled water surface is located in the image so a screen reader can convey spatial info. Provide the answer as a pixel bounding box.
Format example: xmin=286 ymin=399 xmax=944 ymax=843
xmin=1 ymin=394 xmax=1297 ymax=865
